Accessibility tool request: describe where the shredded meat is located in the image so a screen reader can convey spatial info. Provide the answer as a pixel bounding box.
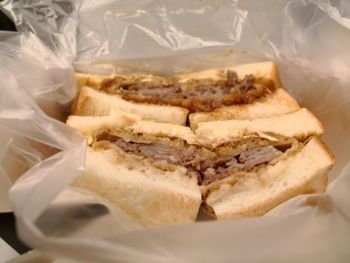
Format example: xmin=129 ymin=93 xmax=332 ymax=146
xmin=238 ymin=145 xmax=281 ymax=169
xmin=201 ymin=145 xmax=283 ymax=185
xmin=96 ymin=131 xmax=203 ymax=170
xmin=96 ymin=132 xmax=291 ymax=186
xmin=101 ymin=71 xmax=270 ymax=112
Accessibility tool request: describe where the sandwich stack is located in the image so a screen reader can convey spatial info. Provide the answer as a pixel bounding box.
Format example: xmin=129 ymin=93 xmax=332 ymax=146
xmin=67 ymin=61 xmax=335 ymax=227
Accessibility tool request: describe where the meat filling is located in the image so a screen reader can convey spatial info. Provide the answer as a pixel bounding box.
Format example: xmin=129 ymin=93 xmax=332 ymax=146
xmin=96 ymin=131 xmax=204 ymax=170
xmin=96 ymin=132 xmax=292 ymax=185
xmin=201 ymin=145 xmax=282 ymax=185
xmin=101 ymin=71 xmax=271 ymax=112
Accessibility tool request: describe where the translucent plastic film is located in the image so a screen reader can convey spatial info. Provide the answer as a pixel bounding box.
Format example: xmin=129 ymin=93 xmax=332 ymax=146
xmin=0 ymin=32 xmax=85 ymax=217
xmin=1 ymin=0 xmax=350 ymax=262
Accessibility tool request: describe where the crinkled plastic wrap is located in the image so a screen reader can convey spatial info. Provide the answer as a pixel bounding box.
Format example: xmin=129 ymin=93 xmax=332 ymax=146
xmin=1 ymin=0 xmax=350 ymax=262
xmin=0 ymin=31 xmax=80 ymax=213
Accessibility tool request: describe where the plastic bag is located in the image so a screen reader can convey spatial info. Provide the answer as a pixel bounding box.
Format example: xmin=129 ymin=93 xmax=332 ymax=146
xmin=1 ymin=0 xmax=350 ymax=262
xmin=0 ymin=31 xmax=80 ymax=214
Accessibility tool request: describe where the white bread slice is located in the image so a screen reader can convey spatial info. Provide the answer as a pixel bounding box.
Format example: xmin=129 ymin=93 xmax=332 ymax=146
xmin=189 ymin=89 xmax=300 ymax=129
xmin=66 ymin=113 xmax=198 ymax=145
xmin=195 ymin=108 xmax=324 ymax=147
xmin=74 ymin=145 xmax=201 ymax=227
xmin=72 ymin=86 xmax=189 ymax=125
xmin=130 ymin=120 xmax=197 ymax=144
xmin=177 ymin=61 xmax=281 ymax=88
xmin=66 ymin=109 xmax=140 ymax=144
xmin=202 ymin=136 xmax=335 ymax=219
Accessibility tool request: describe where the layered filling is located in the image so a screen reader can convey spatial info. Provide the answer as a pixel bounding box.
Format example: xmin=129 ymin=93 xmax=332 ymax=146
xmin=96 ymin=131 xmax=211 ymax=170
xmin=100 ymin=71 xmax=272 ymax=112
xmin=96 ymin=131 xmax=297 ymax=185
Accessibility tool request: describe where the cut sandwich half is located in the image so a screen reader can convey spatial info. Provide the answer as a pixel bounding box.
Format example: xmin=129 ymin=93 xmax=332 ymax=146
xmin=201 ymin=136 xmax=334 ymax=219
xmin=74 ymin=61 xmax=298 ymax=124
xmin=192 ymin=108 xmax=334 ymax=219
xmin=67 ymin=117 xmax=208 ymax=226
xmin=78 ymin=143 xmax=201 ymax=227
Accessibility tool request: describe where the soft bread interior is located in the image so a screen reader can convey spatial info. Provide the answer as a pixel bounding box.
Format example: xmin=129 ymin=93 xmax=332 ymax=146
xmin=66 ymin=113 xmax=198 ymax=145
xmin=195 ymin=108 xmax=324 ymax=147
xmin=189 ymin=89 xmax=300 ymax=129
xmin=74 ymin=145 xmax=201 ymax=227
xmin=202 ymin=136 xmax=335 ymax=219
xmin=72 ymin=86 xmax=189 ymax=125
xmin=67 ymin=109 xmax=140 ymax=144
xmin=130 ymin=120 xmax=197 ymax=144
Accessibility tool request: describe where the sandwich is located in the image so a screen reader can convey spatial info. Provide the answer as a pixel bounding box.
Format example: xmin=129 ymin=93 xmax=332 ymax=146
xmin=67 ymin=108 xmax=334 ymax=224
xmin=73 ymin=61 xmax=300 ymax=126
xmin=194 ymin=109 xmax=334 ymax=219
xmin=67 ymin=113 xmax=205 ymax=227
xmin=66 ymin=61 xmax=335 ymax=225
